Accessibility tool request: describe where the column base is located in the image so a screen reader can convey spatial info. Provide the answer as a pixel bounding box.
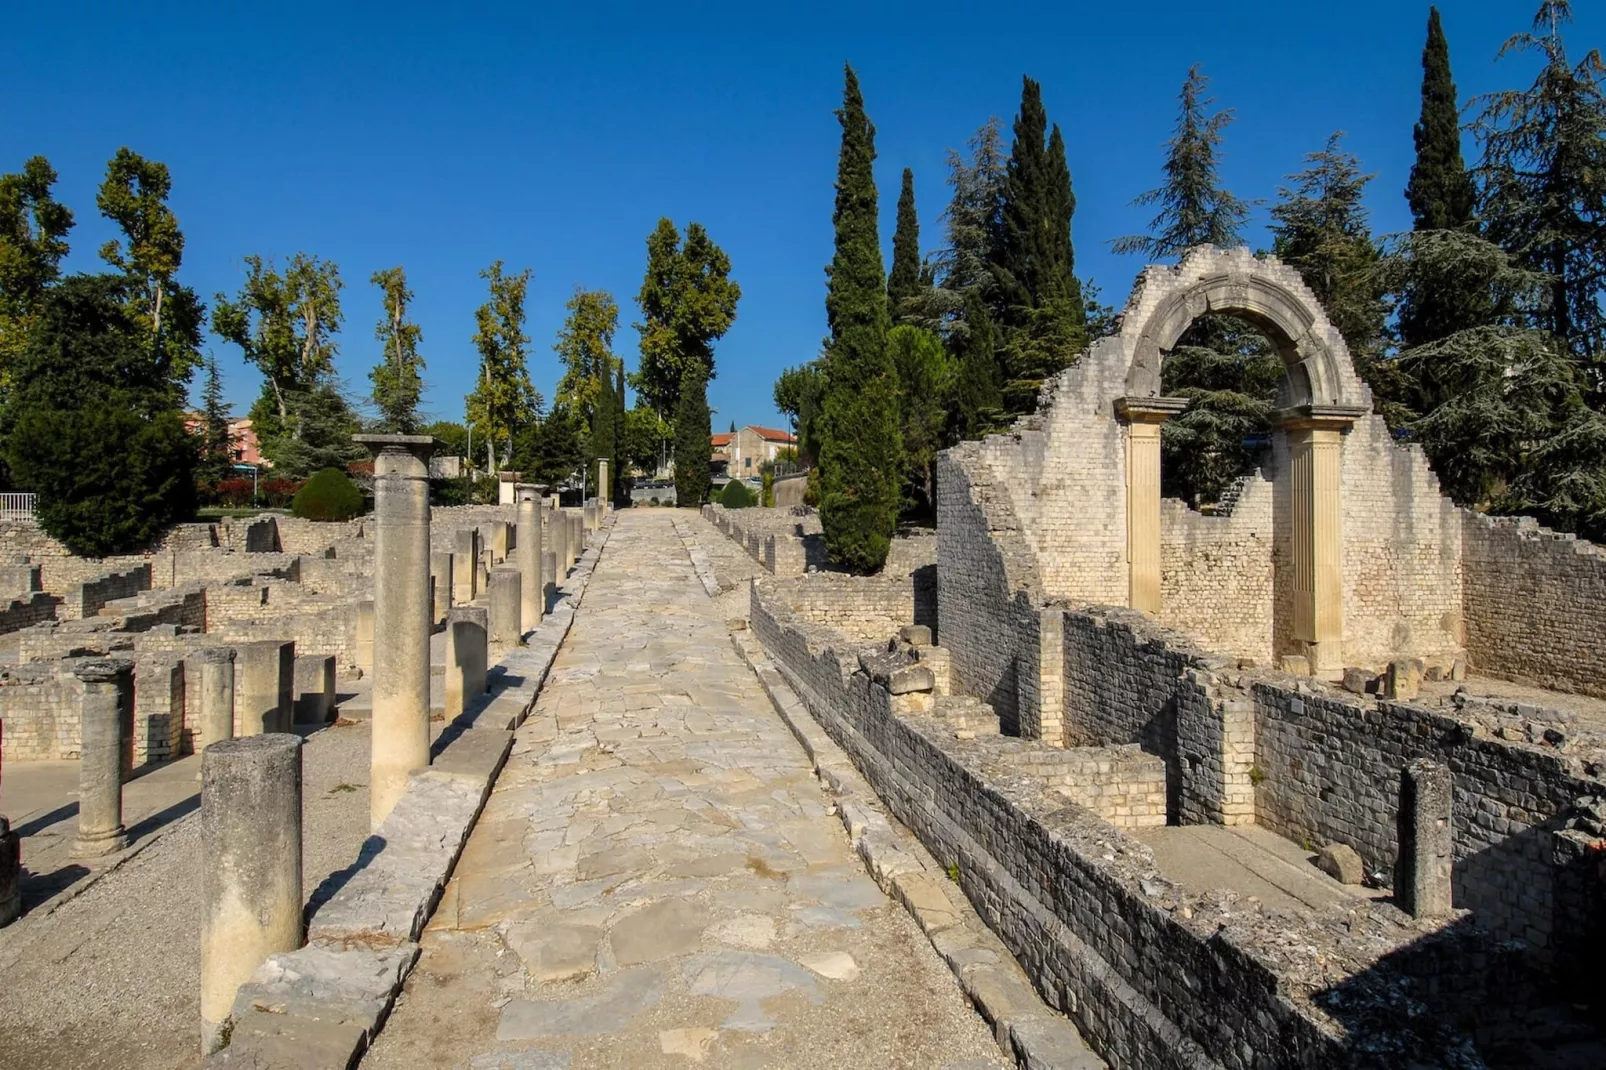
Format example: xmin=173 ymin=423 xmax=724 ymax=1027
xmin=72 ymin=826 xmax=129 ymax=858
xmin=1302 ymin=639 xmax=1345 ymax=679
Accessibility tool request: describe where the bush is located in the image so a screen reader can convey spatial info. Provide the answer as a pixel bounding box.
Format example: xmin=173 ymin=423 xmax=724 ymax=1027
xmin=718 ymin=479 xmax=757 ymax=509
xmin=761 ymin=469 xmax=775 ymax=507
xmin=291 ymin=468 xmax=365 ymax=521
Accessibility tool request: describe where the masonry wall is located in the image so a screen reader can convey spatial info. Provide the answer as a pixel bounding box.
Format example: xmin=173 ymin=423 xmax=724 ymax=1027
xmin=1462 ymin=514 xmax=1606 ymax=698
xmin=0 ymin=591 xmax=59 ymax=634
xmin=752 ymin=580 xmax=1517 ymax=1069
xmin=770 ymin=572 xmax=932 ymax=643
xmin=1160 ymin=486 xmax=1275 ymax=664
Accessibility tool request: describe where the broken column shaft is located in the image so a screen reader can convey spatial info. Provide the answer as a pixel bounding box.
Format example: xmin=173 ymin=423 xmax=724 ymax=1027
xmin=200 ymin=734 xmax=303 ymax=1055
xmin=73 ymin=658 xmax=134 ymax=858
xmin=1396 ymin=758 xmax=1454 ymax=919
xmin=516 ymin=484 xmax=542 ymax=633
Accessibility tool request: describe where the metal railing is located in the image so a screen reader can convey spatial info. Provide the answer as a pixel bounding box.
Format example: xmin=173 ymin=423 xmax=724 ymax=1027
xmin=0 ymin=494 xmax=36 ymax=522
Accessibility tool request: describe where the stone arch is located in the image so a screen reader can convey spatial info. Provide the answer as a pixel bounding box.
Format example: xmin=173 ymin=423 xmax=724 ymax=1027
xmin=1120 ymin=247 xmax=1366 ymax=412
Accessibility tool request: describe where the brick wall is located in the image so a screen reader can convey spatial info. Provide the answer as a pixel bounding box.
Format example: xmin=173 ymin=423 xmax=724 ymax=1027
xmin=0 ymin=591 xmax=59 ymax=634
xmin=60 ymin=566 xmax=152 ymax=620
xmin=1462 ymin=514 xmax=1606 ymax=698
xmin=771 ymin=571 xmax=934 ymax=643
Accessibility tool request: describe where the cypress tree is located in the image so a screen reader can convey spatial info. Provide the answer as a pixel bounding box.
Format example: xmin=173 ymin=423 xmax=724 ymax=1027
xmin=1406 ymin=7 xmax=1477 ymax=233
xmin=953 ymin=289 xmax=1004 ymax=439
xmin=887 ymin=168 xmax=922 ymax=325
xmin=672 ymin=363 xmax=710 ymax=507
xmin=818 ymin=64 xmax=902 ymax=573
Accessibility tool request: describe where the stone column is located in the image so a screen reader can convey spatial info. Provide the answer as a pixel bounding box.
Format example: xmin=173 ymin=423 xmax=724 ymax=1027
xmin=454 ymin=528 xmax=479 ymax=604
xmin=1396 ymin=758 xmax=1453 ymax=919
xmin=1115 ymin=397 xmax=1187 ymax=616
xmin=293 ymin=654 xmax=336 ymax=724
xmin=354 ymin=600 xmax=374 ymax=676
xmin=597 ymin=461 xmax=609 ymax=513
xmin=489 ymin=521 xmax=510 ymax=565
xmin=1277 ymin=406 xmax=1364 ymax=677
xmin=355 ymin=434 xmax=436 ymax=829
xmin=488 ymin=566 xmax=521 ymax=653
xmin=444 ymin=606 xmax=488 ymax=718
xmin=516 ymin=484 xmax=542 ymax=633
xmin=200 ymin=734 xmax=303 ymax=1055
xmin=73 ymin=658 xmax=133 ymax=858
xmin=542 ymin=550 xmax=558 ymax=603
xmin=238 ymin=640 xmax=294 ymax=736
xmin=195 ymin=646 xmax=236 ymax=754
xmin=570 ymin=512 xmax=584 ymax=564
xmin=431 ymin=552 xmax=453 ymax=627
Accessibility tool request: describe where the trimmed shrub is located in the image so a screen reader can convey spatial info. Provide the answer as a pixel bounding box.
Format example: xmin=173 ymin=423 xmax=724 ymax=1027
xmin=718 ymin=479 xmax=757 ymax=509
xmin=291 ymin=468 xmax=365 ymax=521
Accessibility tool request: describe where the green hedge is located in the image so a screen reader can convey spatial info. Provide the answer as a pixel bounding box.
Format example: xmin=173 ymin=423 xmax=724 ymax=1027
xmin=718 ymin=479 xmax=757 ymax=509
xmin=291 ymin=468 xmax=365 ymax=522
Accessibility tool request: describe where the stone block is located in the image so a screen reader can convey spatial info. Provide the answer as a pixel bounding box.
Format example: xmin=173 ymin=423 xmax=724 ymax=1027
xmin=1341 ymin=667 xmax=1376 ymax=695
xmin=1315 ymin=842 xmax=1364 ymax=885
xmin=1396 ymin=759 xmax=1453 ymax=919
xmin=887 ymin=665 xmax=935 ymax=695
xmin=1384 ymin=658 xmax=1422 ymax=701
xmin=898 ymin=624 xmax=933 ymax=647
xmin=238 ymin=640 xmax=295 ymax=736
xmin=1279 ymin=655 xmax=1310 ymax=676
xmin=444 ymin=607 xmax=488 ymax=718
xmin=293 ymin=654 xmax=336 ymax=725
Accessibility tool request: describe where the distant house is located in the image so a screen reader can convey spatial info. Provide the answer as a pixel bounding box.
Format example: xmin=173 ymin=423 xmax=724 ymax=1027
xmin=183 ymin=415 xmax=266 ymax=468
xmin=724 ymin=425 xmax=795 ymax=478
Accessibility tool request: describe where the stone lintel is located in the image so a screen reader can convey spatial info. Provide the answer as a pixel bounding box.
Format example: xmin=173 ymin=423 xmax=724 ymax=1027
xmin=352 ymin=434 xmax=438 ymax=462
xmin=1115 ymin=396 xmax=1190 ymax=424
xmin=1272 ymin=404 xmax=1367 ymax=432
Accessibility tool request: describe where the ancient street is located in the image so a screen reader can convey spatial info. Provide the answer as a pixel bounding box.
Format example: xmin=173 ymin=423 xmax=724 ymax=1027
xmin=365 ymin=513 xmax=1006 ymax=1070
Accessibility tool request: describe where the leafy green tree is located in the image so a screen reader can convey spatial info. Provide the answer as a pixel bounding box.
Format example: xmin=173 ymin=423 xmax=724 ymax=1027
xmin=1269 ymin=133 xmax=1387 ymax=362
xmin=464 ymin=260 xmax=539 ymax=471
xmin=772 ymin=364 xmax=809 ymax=439
xmin=1113 ymin=65 xmax=1248 ymax=258
xmin=197 ymin=353 xmax=234 ymax=486
xmin=423 ymin=419 xmax=469 ymax=458
xmin=887 ymin=168 xmax=923 ymax=325
xmin=673 ymin=364 xmax=711 ymax=506
xmin=1406 ymin=7 xmax=1478 ymax=235
xmin=1474 ymin=0 xmax=1606 ymax=379
xmin=510 ymin=405 xmax=585 ymax=489
xmin=776 ymin=360 xmax=827 ymax=465
xmin=927 ymin=118 xmax=1007 ymax=338
xmin=3 ymin=274 xmax=195 ymax=554
xmin=96 ymin=148 xmax=203 ymax=387
xmin=369 ymin=267 xmax=425 ymax=432
xmin=624 ymin=404 xmax=669 ymax=476
xmin=0 ymin=156 xmax=74 ymax=375
xmin=952 ymin=289 xmax=1005 ymax=439
xmin=632 ymin=219 xmax=740 ymax=420
xmin=213 ymin=252 xmax=344 ymax=439
xmin=250 ymin=381 xmax=364 ymax=479
xmin=887 ymin=325 xmax=953 ymax=516
xmin=591 ymin=349 xmax=617 ymax=501
xmin=554 ymin=288 xmax=618 ymax=416
xmin=817 ymin=64 xmax=902 ymax=572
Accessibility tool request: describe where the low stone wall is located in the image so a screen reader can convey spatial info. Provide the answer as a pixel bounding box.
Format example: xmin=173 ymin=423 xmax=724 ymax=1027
xmin=750 ymin=580 xmax=1538 ymax=1068
xmin=0 ymin=590 xmax=59 ymax=635
xmin=772 ymin=472 xmax=808 ymax=508
xmin=766 ymin=571 xmax=934 ymax=642
xmin=60 ymin=566 xmax=151 ymax=620
xmin=1463 ymin=514 xmax=1606 ymax=699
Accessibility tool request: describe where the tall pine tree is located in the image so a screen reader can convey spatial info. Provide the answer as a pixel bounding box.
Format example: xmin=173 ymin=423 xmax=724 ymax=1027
xmin=198 ymin=353 xmax=234 ymax=486
xmin=887 ymin=168 xmax=922 ymax=325
xmin=817 ymin=64 xmax=902 ymax=572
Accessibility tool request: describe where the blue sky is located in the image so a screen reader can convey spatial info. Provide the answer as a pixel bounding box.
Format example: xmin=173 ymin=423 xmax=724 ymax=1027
xmin=6 ymin=1 xmax=1600 ymax=432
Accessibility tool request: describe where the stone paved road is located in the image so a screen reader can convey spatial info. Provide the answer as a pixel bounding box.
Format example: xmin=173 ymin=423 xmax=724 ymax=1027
xmin=366 ymin=512 xmax=1005 ymax=1070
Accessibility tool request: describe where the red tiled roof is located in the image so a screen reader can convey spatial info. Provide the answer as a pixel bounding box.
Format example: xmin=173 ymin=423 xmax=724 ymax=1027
xmin=710 ymin=433 xmax=734 ymax=447
xmin=747 ymin=426 xmax=795 ymax=443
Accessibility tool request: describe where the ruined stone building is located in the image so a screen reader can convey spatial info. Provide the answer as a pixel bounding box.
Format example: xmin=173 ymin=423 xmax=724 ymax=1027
xmin=710 ymin=246 xmax=1606 ymax=1067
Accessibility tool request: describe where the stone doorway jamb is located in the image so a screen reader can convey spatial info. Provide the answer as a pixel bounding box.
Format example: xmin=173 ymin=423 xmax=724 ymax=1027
xmin=1116 ymin=396 xmax=1189 ymax=615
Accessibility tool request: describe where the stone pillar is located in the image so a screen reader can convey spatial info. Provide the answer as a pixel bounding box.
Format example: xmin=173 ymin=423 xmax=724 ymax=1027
xmin=1277 ymin=406 xmax=1363 ymax=677
xmin=453 ymin=528 xmax=479 ymax=604
xmin=488 ymin=566 xmax=521 ymax=653
xmin=570 ymin=513 xmax=584 ymax=564
xmin=444 ymin=606 xmax=488 ymax=718
xmin=1396 ymin=758 xmax=1453 ymax=919
xmin=73 ymin=658 xmax=134 ymax=858
xmin=1116 ymin=397 xmax=1188 ymax=616
xmin=356 ymin=434 xmax=435 ymax=829
xmin=195 ymin=647 xmax=236 ymax=753
xmin=200 ymin=734 xmax=302 ymax=1055
xmin=488 ymin=521 xmax=510 ymax=565
xmin=354 ymin=600 xmax=374 ymax=676
xmin=516 ymin=484 xmax=542 ymax=633
xmin=238 ymin=640 xmax=294 ymax=736
xmin=597 ymin=461 xmax=609 ymax=513
xmin=293 ymin=654 xmax=336 ymax=725
xmin=0 ymin=816 xmax=18 ymax=927
xmin=542 ymin=550 xmax=558 ymax=603
xmin=430 ymin=552 xmax=453 ymax=627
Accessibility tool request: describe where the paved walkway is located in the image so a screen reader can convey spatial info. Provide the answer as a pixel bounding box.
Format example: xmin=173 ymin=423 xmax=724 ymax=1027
xmin=367 ymin=512 xmax=1004 ymax=1070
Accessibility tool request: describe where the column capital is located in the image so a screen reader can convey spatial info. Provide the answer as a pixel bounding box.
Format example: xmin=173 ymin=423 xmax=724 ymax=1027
xmin=353 ymin=434 xmax=437 ymax=464
xmin=1272 ymin=404 xmax=1367 ymax=433
xmin=1115 ymin=396 xmax=1189 ymax=425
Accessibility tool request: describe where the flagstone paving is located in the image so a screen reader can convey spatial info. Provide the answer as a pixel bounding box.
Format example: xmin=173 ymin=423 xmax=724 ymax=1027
xmin=365 ymin=512 xmax=1006 ymax=1070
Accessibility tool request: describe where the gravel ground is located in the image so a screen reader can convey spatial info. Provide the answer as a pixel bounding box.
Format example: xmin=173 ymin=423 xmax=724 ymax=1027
xmin=0 ymin=721 xmax=375 ymax=1070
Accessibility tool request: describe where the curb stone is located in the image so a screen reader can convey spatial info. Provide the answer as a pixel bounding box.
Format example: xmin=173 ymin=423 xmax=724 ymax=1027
xmin=728 ymin=624 xmax=1104 ymax=1070
xmin=207 ymin=522 xmax=612 ymax=1069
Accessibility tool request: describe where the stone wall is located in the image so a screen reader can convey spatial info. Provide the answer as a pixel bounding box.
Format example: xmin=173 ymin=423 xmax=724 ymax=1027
xmin=59 ymin=566 xmax=151 ymax=620
xmin=772 ymin=472 xmax=808 ymax=509
xmin=0 ymin=590 xmax=59 ymax=635
xmin=767 ymin=571 xmax=934 ymax=643
xmin=750 ymin=579 xmax=1531 ymax=1068
xmin=1462 ymin=514 xmax=1606 ymax=698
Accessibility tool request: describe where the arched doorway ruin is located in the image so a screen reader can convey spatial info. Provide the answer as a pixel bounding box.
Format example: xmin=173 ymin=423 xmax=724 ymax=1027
xmin=1115 ymin=248 xmax=1368 ymax=674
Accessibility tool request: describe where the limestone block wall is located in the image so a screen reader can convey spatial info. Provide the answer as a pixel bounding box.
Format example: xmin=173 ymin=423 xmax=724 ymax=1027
xmin=1028 ymin=743 xmax=1168 ymax=827
xmin=0 ymin=591 xmax=59 ymax=635
xmin=769 ymin=572 xmax=933 ymax=643
xmin=1253 ymin=686 xmax=1600 ymax=952
xmin=1462 ymin=514 xmax=1606 ymax=698
xmin=132 ymin=656 xmax=186 ymax=763
xmin=1159 ymin=487 xmax=1275 ymax=663
xmin=59 ymin=566 xmax=152 ymax=620
xmin=751 ymin=580 xmax=1524 ymax=1068
xmin=272 ymin=516 xmax=370 ymax=556
xmin=0 ymin=662 xmax=81 ymax=759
